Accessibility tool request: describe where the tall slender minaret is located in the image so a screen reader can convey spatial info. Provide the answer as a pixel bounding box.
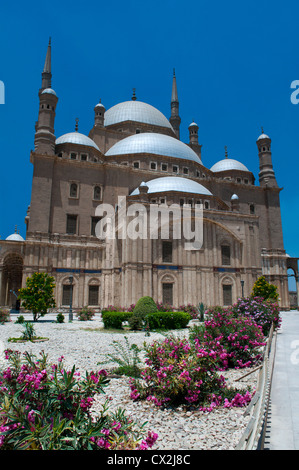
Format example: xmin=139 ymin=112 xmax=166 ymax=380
xmin=169 ymin=69 xmax=181 ymax=139
xmin=256 ymin=128 xmax=278 ymax=187
xmin=34 ymin=38 xmax=58 ymax=154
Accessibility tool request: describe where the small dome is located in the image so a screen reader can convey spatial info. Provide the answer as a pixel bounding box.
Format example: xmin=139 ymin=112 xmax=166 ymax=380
xmin=231 ymin=194 xmax=239 ymax=200
xmin=106 ymin=132 xmax=202 ymax=164
xmin=104 ymin=100 xmax=173 ymax=130
xmin=257 ymin=133 xmax=270 ymax=141
xmin=6 ymin=233 xmax=24 ymax=241
xmin=189 ymin=121 xmax=198 ymax=127
xmin=210 ymin=158 xmax=249 ymax=173
xmin=41 ymin=88 xmax=57 ymax=96
xmin=130 ymin=176 xmax=212 ymax=196
xmin=95 ymin=101 xmax=105 ymax=109
xmin=55 ymin=132 xmax=100 ymax=151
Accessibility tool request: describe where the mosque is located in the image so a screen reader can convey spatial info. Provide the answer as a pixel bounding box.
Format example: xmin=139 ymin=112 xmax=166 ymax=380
xmin=0 ymin=39 xmax=297 ymax=311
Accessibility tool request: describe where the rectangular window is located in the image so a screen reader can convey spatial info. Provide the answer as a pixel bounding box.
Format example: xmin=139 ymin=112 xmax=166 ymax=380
xmin=89 ymin=285 xmax=99 ymax=305
xmin=81 ymin=154 xmax=87 ymax=161
xmin=161 ymin=163 xmax=168 ymax=171
xmin=183 ymin=167 xmax=189 ymax=174
xmin=162 ymin=241 xmax=173 ymax=263
xmin=173 ymin=165 xmax=178 ymax=173
xmin=221 ymin=245 xmax=231 ymax=266
xmin=133 ymin=161 xmax=140 ymax=168
xmin=91 ymin=216 xmax=101 ymax=236
xmin=66 ymin=215 xmax=77 ymax=235
xmin=163 ymin=283 xmax=173 ymax=306
xmin=223 ymin=285 xmax=232 ymax=306
xmin=70 ymin=153 xmax=77 ymax=160
xmin=62 ymin=285 xmax=71 ymax=305
xmin=150 ymin=162 xmax=157 ymax=170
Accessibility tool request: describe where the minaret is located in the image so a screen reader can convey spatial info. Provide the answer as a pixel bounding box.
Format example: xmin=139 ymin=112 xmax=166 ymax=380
xmin=256 ymin=128 xmax=277 ymax=187
xmin=169 ymin=69 xmax=181 ymax=139
xmin=34 ymin=38 xmax=58 ymax=155
xmin=188 ymin=120 xmax=202 ymax=158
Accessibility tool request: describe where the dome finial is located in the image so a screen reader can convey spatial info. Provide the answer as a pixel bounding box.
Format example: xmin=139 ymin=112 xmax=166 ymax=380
xmin=132 ymin=88 xmax=137 ymax=101
xmin=75 ymin=117 xmax=79 ymax=132
xmin=225 ymin=145 xmax=228 ymax=158
xmin=261 ymin=126 xmax=264 ymax=134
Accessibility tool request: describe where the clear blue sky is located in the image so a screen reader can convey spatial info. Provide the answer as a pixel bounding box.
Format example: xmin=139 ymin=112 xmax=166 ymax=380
xmin=0 ymin=0 xmax=298 ymax=284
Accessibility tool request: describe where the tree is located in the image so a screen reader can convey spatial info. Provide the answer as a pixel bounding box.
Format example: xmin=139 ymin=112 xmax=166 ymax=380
xmin=18 ymin=273 xmax=56 ymax=321
xmin=251 ymin=276 xmax=279 ymax=301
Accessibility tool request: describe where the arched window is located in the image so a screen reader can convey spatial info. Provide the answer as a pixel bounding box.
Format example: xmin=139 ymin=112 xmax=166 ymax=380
xmin=94 ymin=186 xmax=102 ymax=201
xmin=70 ymin=183 xmax=78 ymax=198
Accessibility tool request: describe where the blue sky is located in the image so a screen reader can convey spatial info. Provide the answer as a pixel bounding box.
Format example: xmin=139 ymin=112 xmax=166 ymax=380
xmin=0 ymin=0 xmax=298 ymax=286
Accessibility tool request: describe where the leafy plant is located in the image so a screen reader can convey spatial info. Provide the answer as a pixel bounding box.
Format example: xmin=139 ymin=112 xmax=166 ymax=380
xmin=251 ymin=276 xmax=279 ymax=301
xmin=100 ymin=336 xmax=143 ymax=378
xmin=18 ymin=273 xmax=56 ymax=321
xmin=130 ymin=336 xmax=253 ymax=410
xmin=0 ymin=350 xmax=158 ymax=450
xmin=56 ymin=313 xmax=65 ymax=323
xmin=76 ymin=306 xmax=95 ymax=321
xmin=231 ymin=296 xmax=281 ymax=335
xmin=129 ymin=296 xmax=158 ymax=330
xmin=0 ymin=308 xmax=10 ymax=323
xmin=15 ymin=315 xmax=25 ymax=324
xmin=21 ymin=322 xmax=36 ymax=341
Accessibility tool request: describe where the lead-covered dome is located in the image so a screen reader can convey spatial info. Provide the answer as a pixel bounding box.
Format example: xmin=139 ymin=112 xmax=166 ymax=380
xmin=55 ymin=132 xmax=100 ymax=151
xmin=130 ymin=176 xmax=212 ymax=196
xmin=104 ymin=101 xmax=173 ymax=130
xmin=6 ymin=232 xmax=24 ymax=241
xmin=106 ymin=132 xmax=202 ymax=164
xmin=210 ymin=158 xmax=249 ymax=173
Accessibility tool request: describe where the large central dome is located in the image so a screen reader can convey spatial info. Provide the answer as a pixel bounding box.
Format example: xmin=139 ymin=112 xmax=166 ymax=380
xmin=106 ymin=132 xmax=203 ymax=164
xmin=104 ymin=100 xmax=173 ymax=130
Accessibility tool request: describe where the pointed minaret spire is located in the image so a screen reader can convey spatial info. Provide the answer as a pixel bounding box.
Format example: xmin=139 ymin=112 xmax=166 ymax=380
xmin=169 ymin=68 xmax=181 ymax=139
xmin=41 ymin=37 xmax=52 ymax=91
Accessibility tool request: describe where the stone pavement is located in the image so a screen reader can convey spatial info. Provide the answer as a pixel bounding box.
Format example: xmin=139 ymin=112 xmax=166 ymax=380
xmin=264 ymin=310 xmax=299 ymax=450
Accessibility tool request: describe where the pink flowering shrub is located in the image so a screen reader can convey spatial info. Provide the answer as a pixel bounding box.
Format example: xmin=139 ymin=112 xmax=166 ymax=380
xmin=190 ymin=310 xmax=266 ymax=369
xmin=129 ymin=336 xmax=253 ymax=410
xmin=231 ymin=297 xmax=281 ymax=336
xmin=0 ymin=349 xmax=157 ymax=450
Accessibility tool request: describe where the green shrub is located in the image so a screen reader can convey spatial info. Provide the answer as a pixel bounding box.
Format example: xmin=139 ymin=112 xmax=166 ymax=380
xmin=102 ymin=311 xmax=132 ymax=329
xmin=145 ymin=311 xmax=191 ymax=330
xmin=15 ymin=315 xmax=25 ymax=324
xmin=76 ymin=307 xmax=95 ymax=321
xmin=56 ymin=313 xmax=65 ymax=323
xmin=0 ymin=350 xmax=157 ymax=450
xmin=251 ymin=276 xmax=279 ymax=300
xmin=129 ymin=297 xmax=158 ymax=330
xmin=0 ymin=309 xmax=10 ymax=323
xmin=133 ymin=296 xmax=158 ymax=315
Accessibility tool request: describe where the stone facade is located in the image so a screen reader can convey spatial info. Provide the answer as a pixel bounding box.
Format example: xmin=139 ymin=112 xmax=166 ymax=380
xmin=0 ymin=41 xmax=297 ymax=311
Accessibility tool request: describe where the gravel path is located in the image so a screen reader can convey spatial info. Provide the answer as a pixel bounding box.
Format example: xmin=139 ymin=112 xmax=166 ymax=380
xmin=0 ymin=314 xmax=259 ymax=450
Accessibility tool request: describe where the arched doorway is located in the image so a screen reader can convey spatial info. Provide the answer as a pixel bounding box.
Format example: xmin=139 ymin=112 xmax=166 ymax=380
xmin=1 ymin=253 xmax=24 ymax=308
xmin=288 ymin=268 xmax=298 ymax=308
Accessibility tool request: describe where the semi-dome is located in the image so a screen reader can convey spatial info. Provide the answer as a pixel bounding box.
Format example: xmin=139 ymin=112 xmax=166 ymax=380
xmin=6 ymin=232 xmax=24 ymax=241
xmin=130 ymin=176 xmax=212 ymax=196
xmin=106 ymin=132 xmax=202 ymax=164
xmin=55 ymin=132 xmax=100 ymax=151
xmin=210 ymin=158 xmax=249 ymax=173
xmin=104 ymin=100 xmax=173 ymax=130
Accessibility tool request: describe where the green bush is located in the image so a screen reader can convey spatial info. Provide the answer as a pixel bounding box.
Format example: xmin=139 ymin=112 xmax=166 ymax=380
xmin=133 ymin=296 xmax=158 ymax=315
xmin=102 ymin=311 xmax=132 ymax=329
xmin=145 ymin=311 xmax=191 ymax=330
xmin=56 ymin=313 xmax=65 ymax=323
xmin=129 ymin=296 xmax=158 ymax=330
xmin=76 ymin=307 xmax=95 ymax=321
xmin=0 ymin=308 xmax=10 ymax=323
xmin=251 ymin=276 xmax=279 ymax=301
